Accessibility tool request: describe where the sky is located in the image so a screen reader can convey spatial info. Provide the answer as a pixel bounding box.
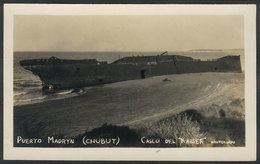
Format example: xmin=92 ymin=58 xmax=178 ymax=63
xmin=14 ymin=15 xmax=244 ymax=52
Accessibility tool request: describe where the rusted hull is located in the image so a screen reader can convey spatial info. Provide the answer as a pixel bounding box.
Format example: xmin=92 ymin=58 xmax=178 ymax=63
xmin=20 ymin=55 xmax=242 ymax=90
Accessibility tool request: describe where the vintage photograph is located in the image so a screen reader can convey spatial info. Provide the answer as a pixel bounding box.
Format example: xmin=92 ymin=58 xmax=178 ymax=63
xmin=3 ymin=4 xmax=256 ymax=161
xmin=13 ymin=14 xmax=245 ymax=147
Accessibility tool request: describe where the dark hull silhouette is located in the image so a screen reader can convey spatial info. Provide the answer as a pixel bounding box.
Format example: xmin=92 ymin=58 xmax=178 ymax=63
xmin=20 ymin=53 xmax=242 ymax=90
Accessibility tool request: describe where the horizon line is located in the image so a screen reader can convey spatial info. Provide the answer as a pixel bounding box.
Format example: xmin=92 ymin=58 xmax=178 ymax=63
xmin=13 ymin=48 xmax=244 ymax=53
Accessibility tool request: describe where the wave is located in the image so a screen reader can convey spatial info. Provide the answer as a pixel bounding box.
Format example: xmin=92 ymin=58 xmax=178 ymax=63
xmin=45 ymin=88 xmax=84 ymax=96
xmin=76 ymin=89 xmax=84 ymax=94
xmin=56 ymin=89 xmax=74 ymax=95
xmin=15 ymin=83 xmax=41 ymax=88
xmin=15 ymin=96 xmax=47 ymax=102
xmin=14 ymin=87 xmax=86 ymax=106
xmin=13 ymin=91 xmax=27 ymax=97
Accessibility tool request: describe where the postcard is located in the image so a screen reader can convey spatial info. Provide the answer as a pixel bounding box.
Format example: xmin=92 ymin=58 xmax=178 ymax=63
xmin=3 ymin=4 xmax=257 ymax=161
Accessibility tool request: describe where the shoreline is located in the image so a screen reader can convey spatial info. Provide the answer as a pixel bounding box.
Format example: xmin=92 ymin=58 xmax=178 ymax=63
xmin=14 ymin=72 xmax=244 ymax=140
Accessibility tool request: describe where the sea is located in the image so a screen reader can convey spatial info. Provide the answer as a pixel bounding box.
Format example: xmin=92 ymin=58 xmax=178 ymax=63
xmin=14 ymin=50 xmax=244 ymax=106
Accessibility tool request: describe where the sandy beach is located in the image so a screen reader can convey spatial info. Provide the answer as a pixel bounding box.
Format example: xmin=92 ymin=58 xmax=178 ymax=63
xmin=14 ymin=72 xmax=244 ymax=141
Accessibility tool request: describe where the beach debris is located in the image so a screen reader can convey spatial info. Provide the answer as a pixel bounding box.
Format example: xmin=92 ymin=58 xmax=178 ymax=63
xmin=162 ymin=78 xmax=171 ymax=82
xmin=218 ymin=109 xmax=226 ymax=118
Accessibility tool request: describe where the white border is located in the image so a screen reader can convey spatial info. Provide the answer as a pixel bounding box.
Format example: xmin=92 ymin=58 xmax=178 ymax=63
xmin=3 ymin=4 xmax=257 ymax=161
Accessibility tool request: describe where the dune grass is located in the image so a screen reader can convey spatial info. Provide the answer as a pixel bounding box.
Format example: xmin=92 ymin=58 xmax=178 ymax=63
xmin=141 ymin=113 xmax=206 ymax=147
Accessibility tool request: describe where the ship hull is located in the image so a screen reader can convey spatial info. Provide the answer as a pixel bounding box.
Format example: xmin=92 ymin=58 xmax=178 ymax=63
xmin=20 ymin=55 xmax=242 ymax=90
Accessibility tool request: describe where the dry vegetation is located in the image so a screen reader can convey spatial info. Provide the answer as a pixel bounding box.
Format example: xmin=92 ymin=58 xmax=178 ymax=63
xmin=136 ymin=102 xmax=245 ymax=147
xmin=143 ymin=114 xmax=206 ymax=147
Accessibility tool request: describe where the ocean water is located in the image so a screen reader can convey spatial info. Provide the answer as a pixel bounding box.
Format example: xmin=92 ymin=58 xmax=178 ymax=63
xmin=14 ymin=50 xmax=244 ymax=106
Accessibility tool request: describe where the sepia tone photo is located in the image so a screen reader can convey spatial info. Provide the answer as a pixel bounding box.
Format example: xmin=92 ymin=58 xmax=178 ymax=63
xmin=4 ymin=4 xmax=256 ymax=161
xmin=13 ymin=15 xmax=245 ymax=147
